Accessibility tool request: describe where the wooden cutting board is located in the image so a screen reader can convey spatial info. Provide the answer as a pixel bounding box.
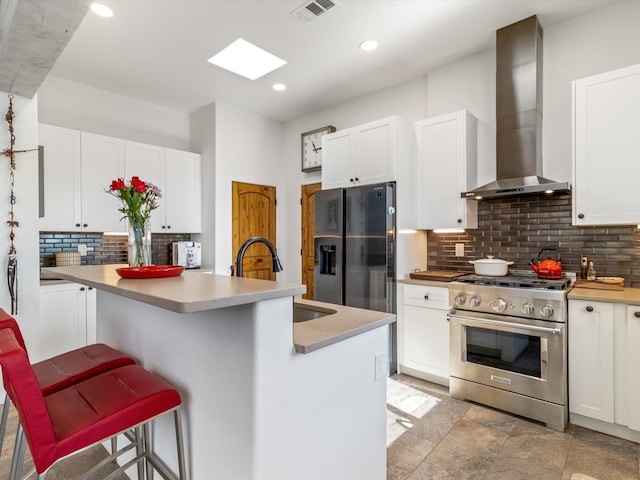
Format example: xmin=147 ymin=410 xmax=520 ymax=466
xmin=409 ymin=270 xmax=466 ymax=282
xmin=573 ymin=279 xmax=624 ymax=291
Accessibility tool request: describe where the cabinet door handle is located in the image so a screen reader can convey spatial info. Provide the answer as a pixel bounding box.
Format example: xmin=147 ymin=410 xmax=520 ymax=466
xmin=578 ymin=213 xmax=585 ymax=219
xmin=80 ymin=287 xmax=85 ymax=291
xmin=354 ymin=177 xmax=359 ymax=182
xmin=634 ymin=312 xmax=640 ymax=318
xmin=75 ymin=223 xmax=81 ymax=227
xmin=167 ymin=225 xmax=171 ymax=229
xmin=457 ymin=219 xmax=462 ymax=224
xmin=423 ymin=294 xmax=429 ymax=301
xmin=83 ymin=223 xmax=88 ymax=228
xmin=586 ymin=306 xmax=594 ymax=312
xmin=88 ymin=287 xmax=93 ymax=291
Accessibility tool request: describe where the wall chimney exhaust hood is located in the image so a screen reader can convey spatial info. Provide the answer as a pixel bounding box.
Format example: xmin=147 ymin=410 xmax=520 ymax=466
xmin=462 ymin=15 xmax=570 ymax=200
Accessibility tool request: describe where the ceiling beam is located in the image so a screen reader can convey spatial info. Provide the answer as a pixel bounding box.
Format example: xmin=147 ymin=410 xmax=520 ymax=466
xmin=0 ymin=0 xmax=91 ymax=97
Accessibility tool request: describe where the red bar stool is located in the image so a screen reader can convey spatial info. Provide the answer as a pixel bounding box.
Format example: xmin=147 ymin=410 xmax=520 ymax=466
xmin=0 ymin=308 xmax=136 ymax=460
xmin=0 ymin=328 xmax=187 ymax=479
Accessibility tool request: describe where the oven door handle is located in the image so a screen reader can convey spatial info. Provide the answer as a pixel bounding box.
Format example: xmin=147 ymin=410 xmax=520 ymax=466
xmin=447 ymin=313 xmax=563 ymax=335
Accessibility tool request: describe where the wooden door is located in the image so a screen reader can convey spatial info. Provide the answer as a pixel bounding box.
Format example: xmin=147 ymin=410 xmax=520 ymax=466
xmin=301 ymin=183 xmax=321 ymax=299
xmin=232 ymin=181 xmax=277 ymax=280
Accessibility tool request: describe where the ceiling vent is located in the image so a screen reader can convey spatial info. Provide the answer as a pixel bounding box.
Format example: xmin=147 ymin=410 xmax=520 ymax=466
xmin=291 ymin=0 xmax=341 ymax=22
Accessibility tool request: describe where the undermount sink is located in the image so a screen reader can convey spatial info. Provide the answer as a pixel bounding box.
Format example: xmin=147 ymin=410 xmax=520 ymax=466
xmin=293 ymin=303 xmax=336 ymax=323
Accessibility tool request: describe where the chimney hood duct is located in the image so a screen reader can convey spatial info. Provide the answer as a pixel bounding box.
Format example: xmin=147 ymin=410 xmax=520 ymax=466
xmin=462 ymin=15 xmax=570 ymax=200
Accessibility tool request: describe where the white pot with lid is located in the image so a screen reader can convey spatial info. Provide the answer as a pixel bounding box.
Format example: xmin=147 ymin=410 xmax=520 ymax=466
xmin=468 ymin=255 xmax=513 ymax=276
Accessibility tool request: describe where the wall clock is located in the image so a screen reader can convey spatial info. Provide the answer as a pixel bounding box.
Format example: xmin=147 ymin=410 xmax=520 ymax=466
xmin=301 ymin=125 xmax=336 ymax=172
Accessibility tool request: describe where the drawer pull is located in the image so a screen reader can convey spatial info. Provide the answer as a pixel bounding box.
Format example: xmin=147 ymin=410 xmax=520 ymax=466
xmin=423 ymin=294 xmax=429 ymax=301
xmin=634 ymin=312 xmax=640 ymax=318
xmin=586 ymin=306 xmax=594 ymax=312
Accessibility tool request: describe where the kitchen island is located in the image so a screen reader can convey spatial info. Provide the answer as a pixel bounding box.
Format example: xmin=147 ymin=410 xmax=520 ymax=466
xmin=42 ymin=265 xmax=394 ymax=480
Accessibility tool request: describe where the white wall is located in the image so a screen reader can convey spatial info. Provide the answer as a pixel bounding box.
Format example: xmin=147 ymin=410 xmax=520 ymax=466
xmin=0 ymin=92 xmax=40 ymax=358
xmin=189 ymin=103 xmax=216 ymax=269
xmin=38 ymin=76 xmax=191 ymax=150
xmin=211 ymin=102 xmax=285 ymax=275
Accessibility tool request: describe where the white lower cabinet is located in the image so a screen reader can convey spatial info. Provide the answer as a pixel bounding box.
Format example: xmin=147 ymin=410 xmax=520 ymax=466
xmin=568 ymin=300 xmax=614 ymax=422
xmin=568 ymin=298 xmax=640 ymax=442
xmin=624 ymin=305 xmax=640 ymax=431
xmin=398 ymin=283 xmax=450 ymax=386
xmin=39 ymin=283 xmax=96 ymax=361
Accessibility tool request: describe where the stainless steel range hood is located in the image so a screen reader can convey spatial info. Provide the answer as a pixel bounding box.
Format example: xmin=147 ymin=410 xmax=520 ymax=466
xmin=462 ymin=15 xmax=570 ymax=200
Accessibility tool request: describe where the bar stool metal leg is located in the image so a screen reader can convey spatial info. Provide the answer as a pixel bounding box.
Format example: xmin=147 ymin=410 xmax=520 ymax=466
xmin=10 ymin=423 xmax=25 ymax=480
xmin=174 ymin=409 xmax=187 ymax=480
xmin=0 ymin=393 xmax=10 ymax=459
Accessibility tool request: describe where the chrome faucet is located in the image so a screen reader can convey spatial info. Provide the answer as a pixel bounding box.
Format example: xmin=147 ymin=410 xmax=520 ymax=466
xmin=231 ymin=236 xmax=283 ymax=277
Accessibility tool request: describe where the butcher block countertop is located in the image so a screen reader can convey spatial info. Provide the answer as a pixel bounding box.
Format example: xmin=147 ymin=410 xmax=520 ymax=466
xmin=568 ymin=285 xmax=640 ymax=305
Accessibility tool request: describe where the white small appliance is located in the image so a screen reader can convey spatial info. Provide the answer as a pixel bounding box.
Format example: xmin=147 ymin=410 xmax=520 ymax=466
xmin=172 ymin=241 xmax=201 ymax=269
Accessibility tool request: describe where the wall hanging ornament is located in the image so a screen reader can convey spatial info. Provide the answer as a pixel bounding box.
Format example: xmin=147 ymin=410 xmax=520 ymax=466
xmin=2 ymin=94 xmax=37 ymax=314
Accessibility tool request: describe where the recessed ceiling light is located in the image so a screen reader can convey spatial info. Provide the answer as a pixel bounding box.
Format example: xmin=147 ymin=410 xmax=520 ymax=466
xmin=90 ymin=3 xmax=113 ymax=17
xmin=272 ymin=83 xmax=286 ymax=91
xmin=207 ymin=38 xmax=287 ymax=81
xmin=359 ymin=40 xmax=378 ymax=51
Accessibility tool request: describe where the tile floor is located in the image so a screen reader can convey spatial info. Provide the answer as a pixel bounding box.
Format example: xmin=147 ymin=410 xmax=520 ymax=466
xmin=1 ymin=374 xmax=638 ymax=479
xmin=387 ymin=374 xmax=640 ymax=480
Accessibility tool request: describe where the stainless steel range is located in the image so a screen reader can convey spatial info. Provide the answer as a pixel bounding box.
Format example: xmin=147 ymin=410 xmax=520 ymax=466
xmin=448 ymin=272 xmax=571 ymax=431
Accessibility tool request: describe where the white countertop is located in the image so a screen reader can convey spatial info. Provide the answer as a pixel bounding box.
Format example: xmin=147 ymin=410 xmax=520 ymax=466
xmin=41 ymin=265 xmax=306 ymax=313
xmin=42 ymin=265 xmax=396 ymax=354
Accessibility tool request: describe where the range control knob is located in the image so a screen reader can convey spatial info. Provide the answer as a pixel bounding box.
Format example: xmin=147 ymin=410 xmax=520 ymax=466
xmin=491 ymin=298 xmax=508 ymax=313
xmin=540 ymin=305 xmax=554 ymax=318
xmin=470 ymin=296 xmax=481 ymax=307
xmin=521 ymin=303 xmax=535 ymax=315
xmin=454 ymin=294 xmax=466 ymax=306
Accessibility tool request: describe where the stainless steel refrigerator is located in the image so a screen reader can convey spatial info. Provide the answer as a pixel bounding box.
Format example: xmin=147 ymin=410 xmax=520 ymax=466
xmin=314 ymin=182 xmax=397 ymax=371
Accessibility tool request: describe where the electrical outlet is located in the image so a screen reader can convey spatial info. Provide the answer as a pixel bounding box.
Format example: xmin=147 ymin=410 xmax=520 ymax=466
xmin=455 ymin=243 xmax=464 ymax=257
xmin=77 ymin=244 xmax=87 ymax=256
xmin=374 ymin=353 xmax=387 ymax=381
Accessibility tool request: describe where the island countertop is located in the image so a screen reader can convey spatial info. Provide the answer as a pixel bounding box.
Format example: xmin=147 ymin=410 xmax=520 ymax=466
xmin=42 ymin=264 xmax=306 ymax=313
xmin=41 ymin=265 xmax=396 ymax=354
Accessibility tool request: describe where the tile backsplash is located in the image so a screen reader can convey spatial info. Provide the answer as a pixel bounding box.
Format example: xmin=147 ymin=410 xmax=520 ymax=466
xmin=40 ymin=232 xmax=191 ymax=268
xmin=427 ymin=193 xmax=640 ymax=287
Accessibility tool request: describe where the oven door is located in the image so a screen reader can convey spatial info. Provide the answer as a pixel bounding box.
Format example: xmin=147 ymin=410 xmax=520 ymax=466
xmin=449 ymin=310 xmax=566 ymax=405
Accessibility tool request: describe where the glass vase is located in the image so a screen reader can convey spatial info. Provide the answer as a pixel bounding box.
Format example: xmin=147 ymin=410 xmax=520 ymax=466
xmin=128 ymin=219 xmax=152 ymax=267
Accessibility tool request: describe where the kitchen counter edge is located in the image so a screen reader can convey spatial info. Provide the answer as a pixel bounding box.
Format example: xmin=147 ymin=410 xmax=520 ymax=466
xmin=568 ymin=285 xmax=640 ymax=305
xmin=293 ymin=299 xmax=396 ymax=354
xmin=398 ymin=277 xmax=455 ymax=287
xmin=41 ymin=265 xmax=306 ymax=313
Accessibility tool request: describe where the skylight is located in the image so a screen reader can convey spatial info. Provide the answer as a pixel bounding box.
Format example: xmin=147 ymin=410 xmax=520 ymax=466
xmin=207 ymin=39 xmax=287 ymax=81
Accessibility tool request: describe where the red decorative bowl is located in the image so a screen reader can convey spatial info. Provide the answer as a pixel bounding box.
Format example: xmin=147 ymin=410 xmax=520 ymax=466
xmin=115 ymin=265 xmax=185 ymax=279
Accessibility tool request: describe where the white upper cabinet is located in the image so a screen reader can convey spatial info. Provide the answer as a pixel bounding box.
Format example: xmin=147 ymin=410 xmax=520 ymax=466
xmin=321 ymin=115 xmax=414 ymax=229
xmin=39 ymin=124 xmax=82 ymax=231
xmin=321 ymin=129 xmax=355 ymax=189
xmin=573 ymin=63 xmax=640 ymax=225
xmin=39 ymin=124 xmax=124 ymax=232
xmin=125 ymin=141 xmax=202 ymax=233
xmin=80 ymin=132 xmax=126 ymax=232
xmin=414 ymin=110 xmax=478 ymax=230
xmin=124 ymin=141 xmax=165 ymax=232
xmin=321 ymin=116 xmax=412 ymax=190
xmin=39 ymin=124 xmax=201 ymax=233
xmin=164 ymin=148 xmax=202 ymax=233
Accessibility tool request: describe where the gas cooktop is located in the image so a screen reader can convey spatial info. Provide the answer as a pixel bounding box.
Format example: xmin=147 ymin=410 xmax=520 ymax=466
xmin=458 ymin=272 xmax=571 ymax=290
